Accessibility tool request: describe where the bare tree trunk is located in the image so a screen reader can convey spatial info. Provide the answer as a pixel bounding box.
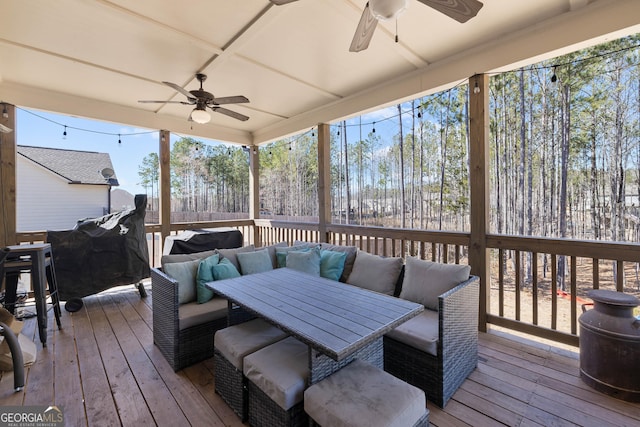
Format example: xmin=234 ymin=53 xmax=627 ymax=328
xmin=398 ymin=104 xmax=406 ymax=228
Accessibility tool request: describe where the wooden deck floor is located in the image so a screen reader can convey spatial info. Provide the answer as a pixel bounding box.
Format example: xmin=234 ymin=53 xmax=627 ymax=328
xmin=1 ymin=284 xmax=638 ymax=427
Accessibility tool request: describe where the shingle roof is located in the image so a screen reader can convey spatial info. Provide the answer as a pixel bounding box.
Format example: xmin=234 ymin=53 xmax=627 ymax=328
xmin=17 ymin=145 xmax=119 ymax=186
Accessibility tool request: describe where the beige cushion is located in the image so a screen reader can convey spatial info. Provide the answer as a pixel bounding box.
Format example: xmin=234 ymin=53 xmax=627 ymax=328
xmin=178 ymin=297 xmax=227 ymax=330
xmin=243 ymin=337 xmax=309 ymax=411
xmin=217 ymin=245 xmax=255 ymax=271
xmin=304 ymin=359 xmax=426 ymax=427
xmin=214 ymin=319 xmax=288 ymax=369
xmin=347 ymin=250 xmax=403 ymax=295
xmin=400 ymin=257 xmax=471 ymax=311
xmin=386 ymin=310 xmax=439 ymax=356
xmin=163 ymin=258 xmax=200 ymax=304
xmin=160 ymin=249 xmax=218 ymax=270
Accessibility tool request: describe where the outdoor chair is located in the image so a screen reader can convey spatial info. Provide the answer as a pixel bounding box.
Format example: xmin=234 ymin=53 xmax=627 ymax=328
xmin=384 ymin=275 xmax=479 ymax=407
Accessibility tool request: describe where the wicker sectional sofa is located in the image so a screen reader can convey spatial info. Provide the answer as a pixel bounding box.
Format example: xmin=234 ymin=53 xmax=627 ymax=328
xmin=151 ymin=241 xmax=479 ymax=408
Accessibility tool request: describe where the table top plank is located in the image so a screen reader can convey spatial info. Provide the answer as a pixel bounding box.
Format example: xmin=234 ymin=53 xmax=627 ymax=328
xmin=208 ymin=268 xmax=423 ymax=360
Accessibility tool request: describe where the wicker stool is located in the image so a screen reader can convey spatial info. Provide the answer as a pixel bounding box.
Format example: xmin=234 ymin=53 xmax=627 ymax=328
xmin=214 ymin=318 xmax=288 ymax=421
xmin=243 ymin=336 xmax=309 ymax=427
xmin=304 ymin=359 xmax=429 ymax=427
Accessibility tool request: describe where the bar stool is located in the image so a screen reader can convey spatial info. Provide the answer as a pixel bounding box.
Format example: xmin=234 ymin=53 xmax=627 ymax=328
xmin=2 ymin=243 xmax=62 ymax=346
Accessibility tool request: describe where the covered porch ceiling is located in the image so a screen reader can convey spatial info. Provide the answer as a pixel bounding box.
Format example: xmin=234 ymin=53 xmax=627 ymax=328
xmin=1 ymin=0 xmax=639 ymax=146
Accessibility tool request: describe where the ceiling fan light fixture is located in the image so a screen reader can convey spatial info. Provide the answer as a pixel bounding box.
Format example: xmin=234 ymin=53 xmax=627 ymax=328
xmin=369 ymin=0 xmax=408 ymax=21
xmin=191 ymin=106 xmax=211 ymax=124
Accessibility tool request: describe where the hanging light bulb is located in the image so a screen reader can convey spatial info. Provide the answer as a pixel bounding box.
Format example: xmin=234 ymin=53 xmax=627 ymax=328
xmin=372 ymin=122 xmax=376 ymax=133
xmin=473 ymin=81 xmax=481 ymax=94
xmin=369 ymin=0 xmax=408 ymax=20
xmin=551 ymin=66 xmax=558 ymax=83
xmin=63 ymin=126 xmax=67 ymax=139
xmin=118 ymin=134 xmax=121 ymax=144
xmin=1 ymin=104 xmax=8 ymax=119
xmin=191 ymin=104 xmax=211 ymax=124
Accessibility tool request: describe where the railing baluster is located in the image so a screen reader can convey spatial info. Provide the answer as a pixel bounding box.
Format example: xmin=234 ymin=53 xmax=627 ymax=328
xmin=616 ymin=260 xmax=624 ymax=292
xmin=571 ymin=255 xmax=577 ymax=335
xmin=532 ymin=252 xmax=538 ymax=325
xmin=499 ymin=248 xmax=504 ymax=317
xmin=515 ymin=250 xmax=521 ymax=321
xmin=551 ymin=254 xmax=558 ymax=330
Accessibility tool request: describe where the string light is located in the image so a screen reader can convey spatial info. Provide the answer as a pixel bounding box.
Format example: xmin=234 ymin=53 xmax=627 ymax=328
xmin=2 ymin=104 xmax=8 ymax=119
xmin=372 ymin=122 xmax=376 ymax=133
xmin=473 ymin=81 xmax=480 ymax=94
xmin=63 ymin=125 xmax=67 ymax=139
xmin=228 ymin=147 xmax=231 ymax=156
xmin=118 ymin=134 xmax=121 ymax=144
xmin=550 ymin=66 xmax=558 ymax=83
xmin=311 ymin=128 xmax=315 ymax=137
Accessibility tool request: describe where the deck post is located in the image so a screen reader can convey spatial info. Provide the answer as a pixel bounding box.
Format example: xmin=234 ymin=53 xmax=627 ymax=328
xmin=249 ymin=145 xmax=260 ymax=246
xmin=317 ymin=123 xmax=331 ymax=243
xmin=159 ymin=130 xmax=171 ymax=252
xmin=0 ymin=103 xmax=17 ymax=247
xmin=469 ymin=74 xmax=490 ymax=332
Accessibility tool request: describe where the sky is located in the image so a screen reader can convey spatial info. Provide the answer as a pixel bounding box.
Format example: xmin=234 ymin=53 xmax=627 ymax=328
xmin=15 ymin=103 xmax=422 ymax=195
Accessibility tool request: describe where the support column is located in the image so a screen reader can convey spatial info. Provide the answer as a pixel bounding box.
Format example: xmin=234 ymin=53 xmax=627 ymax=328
xmin=0 ymin=103 xmax=17 ymax=247
xmin=317 ymin=123 xmax=331 ymax=243
xmin=159 ymin=130 xmax=171 ymax=251
xmin=249 ymin=146 xmax=260 ymax=246
xmin=468 ymin=74 xmax=490 ymax=332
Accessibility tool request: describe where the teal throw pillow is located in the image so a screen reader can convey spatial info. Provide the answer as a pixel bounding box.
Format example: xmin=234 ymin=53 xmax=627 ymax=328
xmin=286 ymin=247 xmax=321 ymax=276
xmin=275 ymin=245 xmax=311 ymax=268
xmin=319 ymin=249 xmax=347 ymax=281
xmin=196 ymin=253 xmax=220 ymax=304
xmin=212 ymin=258 xmax=241 ymax=280
xmin=163 ymin=258 xmax=200 ymax=304
xmin=237 ymin=249 xmax=274 ymax=275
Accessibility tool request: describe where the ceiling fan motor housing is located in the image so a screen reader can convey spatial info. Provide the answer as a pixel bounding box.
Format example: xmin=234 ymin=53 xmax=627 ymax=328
xmin=370 ymin=0 xmax=409 ymax=20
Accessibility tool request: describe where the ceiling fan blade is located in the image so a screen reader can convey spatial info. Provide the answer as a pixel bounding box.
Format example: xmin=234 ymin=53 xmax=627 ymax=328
xmin=212 ymin=95 xmax=250 ymax=105
xmin=349 ymin=3 xmax=378 ymax=53
xmin=212 ymin=107 xmax=249 ymax=122
xmin=138 ymin=100 xmax=190 ymax=104
xmin=417 ymin=0 xmax=483 ymax=23
xmin=162 ymin=81 xmax=197 ymax=101
xmin=269 ymin=0 xmax=298 ymax=5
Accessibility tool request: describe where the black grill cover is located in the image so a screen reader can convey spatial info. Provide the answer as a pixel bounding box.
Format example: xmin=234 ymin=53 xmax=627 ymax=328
xmin=163 ymin=228 xmax=243 ymax=255
xmin=47 ymin=194 xmax=150 ymax=300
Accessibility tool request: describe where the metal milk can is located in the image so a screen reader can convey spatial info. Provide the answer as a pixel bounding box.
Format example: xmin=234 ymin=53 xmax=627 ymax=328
xmin=579 ymin=289 xmax=640 ymax=402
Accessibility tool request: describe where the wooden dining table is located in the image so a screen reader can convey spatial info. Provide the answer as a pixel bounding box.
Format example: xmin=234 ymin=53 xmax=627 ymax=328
xmin=207 ymin=267 xmax=423 ymax=384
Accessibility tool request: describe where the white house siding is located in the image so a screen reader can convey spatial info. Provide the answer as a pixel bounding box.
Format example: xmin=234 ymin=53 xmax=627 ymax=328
xmin=17 ymin=157 xmax=108 ymax=231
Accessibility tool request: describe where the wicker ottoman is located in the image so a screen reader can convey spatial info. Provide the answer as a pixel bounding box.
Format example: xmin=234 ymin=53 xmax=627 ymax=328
xmin=243 ymin=336 xmax=309 ymax=427
xmin=304 ymin=359 xmax=429 ymax=427
xmin=214 ymin=318 xmax=288 ymax=421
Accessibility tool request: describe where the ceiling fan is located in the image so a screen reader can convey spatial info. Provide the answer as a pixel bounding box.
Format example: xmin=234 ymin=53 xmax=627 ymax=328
xmin=138 ymin=73 xmax=250 ymax=123
xmin=269 ymin=0 xmax=483 ymax=52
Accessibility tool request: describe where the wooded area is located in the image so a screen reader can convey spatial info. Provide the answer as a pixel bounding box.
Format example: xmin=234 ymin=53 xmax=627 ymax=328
xmin=137 ymin=35 xmax=640 ymax=243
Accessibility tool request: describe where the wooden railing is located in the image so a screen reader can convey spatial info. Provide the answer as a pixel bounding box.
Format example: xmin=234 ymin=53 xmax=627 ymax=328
xmin=16 ymin=220 xmax=640 ymax=347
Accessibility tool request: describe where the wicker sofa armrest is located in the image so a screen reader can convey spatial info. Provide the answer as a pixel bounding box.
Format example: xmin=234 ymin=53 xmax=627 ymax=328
xmin=151 ymin=267 xmax=180 ymax=335
xmin=438 ymin=275 xmax=479 ymax=399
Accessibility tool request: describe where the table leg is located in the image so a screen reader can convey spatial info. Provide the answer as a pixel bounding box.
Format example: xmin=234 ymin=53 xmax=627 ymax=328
xmin=33 ymin=251 xmax=48 ymax=346
xmin=308 ymin=337 xmax=383 ymax=385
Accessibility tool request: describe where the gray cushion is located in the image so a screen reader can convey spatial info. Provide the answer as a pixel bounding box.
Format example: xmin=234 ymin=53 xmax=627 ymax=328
xmin=261 ymin=241 xmax=288 ymax=268
xmin=400 ymin=257 xmax=471 ymax=311
xmin=319 ymin=243 xmax=357 ymax=282
xmin=304 ymin=359 xmax=426 ymax=427
xmin=163 ymin=258 xmax=200 ymax=304
xmin=347 ymin=250 xmax=403 ymax=295
xmin=214 ymin=319 xmax=288 ymax=369
xmin=385 ymin=309 xmax=439 ymax=356
xmin=275 ymin=245 xmax=311 ymax=268
xmin=178 ymin=297 xmax=227 ymax=330
xmin=243 ymin=337 xmax=309 ymax=411
xmin=286 ymin=247 xmax=321 ymax=276
xmin=237 ymin=249 xmax=273 ymax=275
xmin=218 ymin=245 xmax=255 ymax=271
